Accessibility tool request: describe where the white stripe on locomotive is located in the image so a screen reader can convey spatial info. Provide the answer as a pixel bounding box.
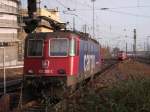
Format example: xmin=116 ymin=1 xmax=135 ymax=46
xmin=84 ymin=54 xmax=96 ymax=72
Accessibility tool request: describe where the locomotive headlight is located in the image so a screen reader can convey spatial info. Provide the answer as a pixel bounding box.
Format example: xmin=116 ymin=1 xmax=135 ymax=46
xmin=28 ymin=69 xmax=34 ymax=74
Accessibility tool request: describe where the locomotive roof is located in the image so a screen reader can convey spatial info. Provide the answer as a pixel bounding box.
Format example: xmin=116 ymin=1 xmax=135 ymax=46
xmin=27 ymin=30 xmax=99 ymax=44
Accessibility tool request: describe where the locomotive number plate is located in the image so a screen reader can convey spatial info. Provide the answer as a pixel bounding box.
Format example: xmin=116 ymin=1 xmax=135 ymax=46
xmin=39 ymin=69 xmax=53 ymax=74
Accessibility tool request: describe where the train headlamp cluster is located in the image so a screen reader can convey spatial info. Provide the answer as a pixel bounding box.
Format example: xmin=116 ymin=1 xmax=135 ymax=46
xmin=28 ymin=69 xmax=34 ymax=74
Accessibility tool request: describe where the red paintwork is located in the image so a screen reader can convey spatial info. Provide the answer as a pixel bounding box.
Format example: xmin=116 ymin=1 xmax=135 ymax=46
xmin=24 ymin=34 xmax=80 ymax=77
xmin=24 ymin=32 xmax=102 ymax=86
xmin=117 ymin=51 xmax=127 ymax=60
xmin=24 ymin=58 xmax=69 ymax=76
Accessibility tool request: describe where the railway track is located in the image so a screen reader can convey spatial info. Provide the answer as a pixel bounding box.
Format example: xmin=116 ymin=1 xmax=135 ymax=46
xmin=22 ymin=59 xmax=120 ymax=112
xmin=53 ymin=59 xmax=119 ymax=111
xmin=0 ymin=79 xmax=23 ymax=112
xmin=136 ymin=57 xmax=150 ymax=64
xmin=0 ymin=79 xmax=22 ymax=96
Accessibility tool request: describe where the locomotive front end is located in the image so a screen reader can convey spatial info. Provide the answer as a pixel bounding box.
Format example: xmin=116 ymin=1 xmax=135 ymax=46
xmin=24 ymin=32 xmax=79 ymax=89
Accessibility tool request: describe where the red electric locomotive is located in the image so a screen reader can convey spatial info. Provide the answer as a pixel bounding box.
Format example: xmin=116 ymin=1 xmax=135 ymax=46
xmin=117 ymin=51 xmax=127 ymax=61
xmin=24 ymin=31 xmax=102 ymax=98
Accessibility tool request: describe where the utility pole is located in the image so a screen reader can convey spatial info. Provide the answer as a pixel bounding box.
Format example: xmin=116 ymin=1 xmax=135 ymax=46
xmin=126 ymin=43 xmax=128 ymax=53
xmin=124 ymin=28 xmax=128 ymax=53
xmin=144 ymin=42 xmax=146 ymax=51
xmin=83 ymin=24 xmax=87 ymax=33
xmin=85 ymin=24 xmax=87 ymax=33
xmin=73 ymin=16 xmax=75 ymax=31
xmin=147 ymin=36 xmax=150 ymax=52
xmin=133 ymin=29 xmax=137 ymax=56
xmin=2 ymin=47 xmax=6 ymax=95
xmin=91 ymin=0 xmax=96 ymax=38
xmin=82 ymin=24 xmax=87 ymax=33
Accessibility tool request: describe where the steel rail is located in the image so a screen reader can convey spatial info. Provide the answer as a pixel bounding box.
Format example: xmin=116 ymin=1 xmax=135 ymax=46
xmin=0 ymin=79 xmax=22 ymax=96
xmin=136 ymin=57 xmax=150 ymax=64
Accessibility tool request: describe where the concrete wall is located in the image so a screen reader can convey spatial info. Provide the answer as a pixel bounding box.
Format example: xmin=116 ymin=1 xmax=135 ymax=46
xmin=0 ymin=0 xmax=20 ymax=65
xmin=0 ymin=46 xmax=18 ymax=67
xmin=0 ymin=1 xmax=18 ymax=14
xmin=0 ymin=0 xmax=19 ymax=42
xmin=0 ymin=0 xmax=17 ymax=7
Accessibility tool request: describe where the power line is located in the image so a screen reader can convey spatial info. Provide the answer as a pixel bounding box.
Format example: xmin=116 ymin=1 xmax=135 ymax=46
xmin=69 ymin=0 xmax=93 ymax=9
xmin=62 ymin=11 xmax=92 ymax=32
xmin=62 ymin=10 xmax=91 ymax=25
xmin=74 ymin=5 xmax=150 ymax=11
xmin=103 ymin=10 xmax=150 ymax=18
xmin=55 ymin=0 xmax=70 ymax=9
xmin=105 ymin=5 xmax=150 ymax=9
xmin=56 ymin=0 xmax=150 ymax=39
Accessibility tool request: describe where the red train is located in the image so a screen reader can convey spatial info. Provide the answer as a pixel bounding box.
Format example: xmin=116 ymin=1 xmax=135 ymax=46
xmin=117 ymin=51 xmax=128 ymax=61
xmin=24 ymin=31 xmax=102 ymax=97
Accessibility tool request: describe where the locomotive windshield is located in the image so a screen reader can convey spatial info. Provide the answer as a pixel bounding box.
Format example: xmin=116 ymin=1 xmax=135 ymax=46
xmin=50 ymin=38 xmax=69 ymax=56
xmin=28 ymin=39 xmax=43 ymax=57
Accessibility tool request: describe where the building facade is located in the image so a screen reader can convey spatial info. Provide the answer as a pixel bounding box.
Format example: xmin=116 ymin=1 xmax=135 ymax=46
xmin=0 ymin=0 xmax=21 ymax=66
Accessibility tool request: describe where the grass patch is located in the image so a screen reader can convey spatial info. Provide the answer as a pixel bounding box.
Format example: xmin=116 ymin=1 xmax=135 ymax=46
xmin=77 ymin=78 xmax=150 ymax=112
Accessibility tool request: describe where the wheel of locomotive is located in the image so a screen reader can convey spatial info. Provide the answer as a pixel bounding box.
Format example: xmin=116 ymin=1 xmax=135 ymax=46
xmin=23 ymin=76 xmax=67 ymax=104
xmin=40 ymin=78 xmax=67 ymax=105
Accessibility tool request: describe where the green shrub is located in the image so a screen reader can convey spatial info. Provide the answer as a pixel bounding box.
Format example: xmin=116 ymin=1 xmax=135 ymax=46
xmin=65 ymin=78 xmax=150 ymax=112
xmin=99 ymin=78 xmax=150 ymax=112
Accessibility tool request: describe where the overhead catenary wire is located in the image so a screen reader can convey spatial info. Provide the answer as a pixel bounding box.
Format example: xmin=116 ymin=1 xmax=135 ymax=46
xmin=101 ymin=5 xmax=150 ymax=9
xmin=68 ymin=0 xmax=93 ymax=9
xmin=55 ymin=0 xmax=71 ymax=10
xmin=74 ymin=5 xmax=150 ymax=12
xmin=101 ymin=10 xmax=150 ymax=18
xmin=57 ymin=0 xmax=110 ymax=34
xmin=54 ymin=0 xmax=91 ymax=32
xmin=65 ymin=0 xmax=107 ymax=37
xmin=47 ymin=0 xmax=148 ymax=48
xmin=49 ymin=0 xmax=98 ymax=33
xmin=62 ymin=12 xmax=133 ymax=41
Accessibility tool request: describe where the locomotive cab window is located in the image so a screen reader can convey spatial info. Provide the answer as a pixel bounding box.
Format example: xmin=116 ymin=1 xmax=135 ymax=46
xmin=49 ymin=38 xmax=69 ymax=56
xmin=27 ymin=39 xmax=43 ymax=57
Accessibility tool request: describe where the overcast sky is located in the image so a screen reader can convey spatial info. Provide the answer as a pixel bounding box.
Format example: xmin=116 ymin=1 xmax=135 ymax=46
xmin=21 ymin=0 xmax=150 ymax=51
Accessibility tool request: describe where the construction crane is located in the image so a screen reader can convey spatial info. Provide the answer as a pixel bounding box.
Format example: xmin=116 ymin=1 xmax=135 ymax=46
xmin=24 ymin=0 xmax=66 ymax=33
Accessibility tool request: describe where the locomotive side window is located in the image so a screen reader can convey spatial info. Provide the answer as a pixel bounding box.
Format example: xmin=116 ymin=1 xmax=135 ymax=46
xmin=28 ymin=39 xmax=43 ymax=57
xmin=50 ymin=38 xmax=69 ymax=56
